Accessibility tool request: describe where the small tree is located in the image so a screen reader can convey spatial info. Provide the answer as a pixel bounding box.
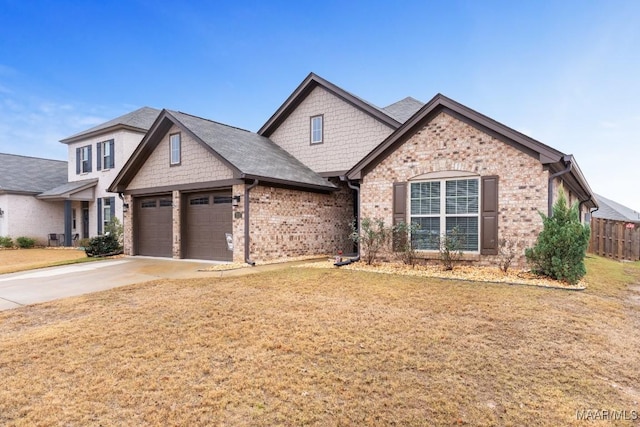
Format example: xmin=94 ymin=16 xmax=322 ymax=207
xmin=392 ymin=221 xmax=421 ymax=267
xmin=525 ymin=192 xmax=590 ymax=285
xmin=350 ymin=217 xmax=390 ymax=265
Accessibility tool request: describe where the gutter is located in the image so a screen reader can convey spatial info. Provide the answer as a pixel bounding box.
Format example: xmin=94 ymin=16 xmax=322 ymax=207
xmin=548 ymin=156 xmax=573 ymax=217
xmin=244 ymin=179 xmax=259 ymax=266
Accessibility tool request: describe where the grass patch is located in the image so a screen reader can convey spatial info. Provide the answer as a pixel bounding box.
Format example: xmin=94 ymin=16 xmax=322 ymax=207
xmin=0 ymin=256 xmax=638 ymax=425
xmin=0 ymin=248 xmax=92 ymax=274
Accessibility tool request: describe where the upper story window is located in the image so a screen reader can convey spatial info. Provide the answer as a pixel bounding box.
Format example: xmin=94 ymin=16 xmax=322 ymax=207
xmin=98 ymin=140 xmax=115 ymax=170
xmin=76 ymin=145 xmax=92 ymax=174
xmin=170 ymin=133 xmax=181 ymax=165
xmin=410 ymin=177 xmax=480 ymax=252
xmin=310 ymin=115 xmax=323 ymax=144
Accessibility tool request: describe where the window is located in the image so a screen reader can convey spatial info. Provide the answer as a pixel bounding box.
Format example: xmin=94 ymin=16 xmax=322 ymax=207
xmin=170 ymin=133 xmax=181 ymax=165
xmin=310 ymin=115 xmax=323 ymax=144
xmin=213 ymin=196 xmax=232 ymax=204
xmin=159 ymin=199 xmax=173 ymax=207
xmin=103 ymin=197 xmax=112 ymax=230
xmin=190 ymin=197 xmax=209 ymax=205
xmin=72 ymin=209 xmax=77 ymax=230
xmin=79 ymin=145 xmax=91 ymax=173
xmin=99 ymin=140 xmax=115 ymax=170
xmin=410 ymin=178 xmax=479 ymax=252
xmin=141 ymin=200 xmax=157 ymax=208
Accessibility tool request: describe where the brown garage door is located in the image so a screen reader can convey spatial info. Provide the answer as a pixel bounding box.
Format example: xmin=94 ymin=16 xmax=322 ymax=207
xmin=136 ymin=196 xmax=173 ymax=257
xmin=184 ymin=191 xmax=232 ymax=261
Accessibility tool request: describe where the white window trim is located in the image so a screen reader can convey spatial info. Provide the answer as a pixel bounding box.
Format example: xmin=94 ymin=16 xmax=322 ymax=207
xmin=101 ymin=140 xmax=113 ymax=170
xmin=409 ymin=176 xmax=481 ymax=254
xmin=103 ymin=198 xmax=112 ymax=230
xmin=170 ymin=133 xmax=181 ymax=165
xmin=80 ymin=146 xmax=90 ymax=174
xmin=310 ymin=115 xmax=323 ymax=144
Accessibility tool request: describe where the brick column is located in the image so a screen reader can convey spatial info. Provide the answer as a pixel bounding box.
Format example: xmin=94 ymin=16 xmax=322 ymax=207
xmin=172 ymin=190 xmax=181 ymax=258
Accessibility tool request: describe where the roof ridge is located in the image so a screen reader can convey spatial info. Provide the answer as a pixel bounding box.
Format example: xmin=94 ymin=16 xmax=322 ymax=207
xmin=0 ymin=152 xmax=66 ymax=163
xmin=170 ymin=110 xmax=255 ymax=134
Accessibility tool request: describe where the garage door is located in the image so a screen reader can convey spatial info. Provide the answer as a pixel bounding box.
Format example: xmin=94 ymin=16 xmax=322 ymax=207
xmin=184 ymin=191 xmax=232 ymax=261
xmin=136 ymin=196 xmax=173 ymax=257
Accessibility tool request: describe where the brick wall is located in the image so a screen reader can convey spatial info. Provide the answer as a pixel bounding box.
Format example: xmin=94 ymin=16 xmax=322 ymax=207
xmin=361 ymin=111 xmax=550 ymax=268
xmin=269 ymin=86 xmax=395 ymax=174
xmin=234 ymin=181 xmax=354 ymax=262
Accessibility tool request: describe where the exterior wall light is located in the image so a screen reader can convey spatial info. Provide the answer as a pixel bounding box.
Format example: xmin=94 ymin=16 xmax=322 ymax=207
xmin=0 ymin=208 xmax=4 ymax=216
xmin=232 ymin=196 xmax=241 ymax=207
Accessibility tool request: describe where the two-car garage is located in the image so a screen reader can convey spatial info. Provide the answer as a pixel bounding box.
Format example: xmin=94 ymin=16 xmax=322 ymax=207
xmin=134 ymin=190 xmax=232 ymax=261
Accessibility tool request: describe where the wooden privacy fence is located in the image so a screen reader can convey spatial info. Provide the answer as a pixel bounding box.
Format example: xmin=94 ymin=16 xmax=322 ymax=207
xmin=589 ymin=218 xmax=640 ymax=261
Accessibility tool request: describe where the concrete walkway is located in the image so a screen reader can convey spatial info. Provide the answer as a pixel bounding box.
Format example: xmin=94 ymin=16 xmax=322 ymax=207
xmin=0 ymin=256 xmax=305 ymax=311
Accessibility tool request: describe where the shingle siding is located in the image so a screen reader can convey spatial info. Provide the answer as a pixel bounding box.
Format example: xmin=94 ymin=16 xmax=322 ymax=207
xmin=269 ymin=86 xmax=395 ymax=174
xmin=127 ymin=125 xmax=234 ymax=190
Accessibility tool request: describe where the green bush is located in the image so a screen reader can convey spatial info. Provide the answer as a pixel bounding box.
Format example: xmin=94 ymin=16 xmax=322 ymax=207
xmin=525 ymin=192 xmax=590 ymax=285
xmin=0 ymin=236 xmax=13 ymax=248
xmin=104 ymin=217 xmax=124 ymax=245
xmin=16 ymin=237 xmax=35 ymax=249
xmin=85 ymin=234 xmax=122 ymax=257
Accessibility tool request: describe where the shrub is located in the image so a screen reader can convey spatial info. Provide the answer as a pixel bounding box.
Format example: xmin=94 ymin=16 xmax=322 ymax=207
xmin=16 ymin=236 xmax=36 ymax=249
xmin=0 ymin=236 xmax=13 ymax=248
xmin=436 ymin=227 xmax=465 ymax=271
xmin=392 ymin=221 xmax=421 ymax=267
xmin=350 ymin=217 xmax=390 ymax=265
xmin=104 ymin=217 xmax=124 ymax=245
xmin=498 ymin=239 xmax=522 ymax=273
xmin=525 ymin=192 xmax=590 ymax=285
xmin=85 ymin=234 xmax=122 ymax=257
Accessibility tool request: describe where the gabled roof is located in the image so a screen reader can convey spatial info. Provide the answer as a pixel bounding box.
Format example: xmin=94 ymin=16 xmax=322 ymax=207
xmin=60 ymin=106 xmax=161 ymax=144
xmin=109 ymin=110 xmax=336 ymax=193
xmin=37 ymin=178 xmax=98 ymax=200
xmin=347 ymin=93 xmax=596 ymax=208
xmin=258 ymin=73 xmax=402 ymax=137
xmin=383 ymin=97 xmax=424 ymax=123
xmin=593 ymin=194 xmax=640 ymax=222
xmin=0 ymin=153 xmax=67 ymax=195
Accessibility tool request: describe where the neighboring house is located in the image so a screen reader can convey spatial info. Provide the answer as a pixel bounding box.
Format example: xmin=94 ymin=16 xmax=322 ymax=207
xmin=0 ymin=153 xmax=67 ymax=243
xmin=42 ymin=107 xmax=160 ymax=245
xmin=592 ymin=194 xmax=640 ymax=223
xmin=103 ymin=72 xmax=597 ymax=266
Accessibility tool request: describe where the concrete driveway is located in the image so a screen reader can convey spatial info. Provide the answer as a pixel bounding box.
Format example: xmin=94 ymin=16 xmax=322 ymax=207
xmin=0 ymin=257 xmax=234 ymax=311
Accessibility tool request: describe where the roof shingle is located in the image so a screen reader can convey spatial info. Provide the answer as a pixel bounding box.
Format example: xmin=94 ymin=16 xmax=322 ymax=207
xmin=60 ymin=107 xmax=161 ymax=143
xmin=0 ymin=153 xmax=67 ymax=194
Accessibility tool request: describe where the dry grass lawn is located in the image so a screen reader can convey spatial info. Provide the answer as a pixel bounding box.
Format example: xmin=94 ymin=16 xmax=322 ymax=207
xmin=0 ymin=256 xmax=639 ymax=426
xmin=0 ymin=248 xmax=89 ymax=274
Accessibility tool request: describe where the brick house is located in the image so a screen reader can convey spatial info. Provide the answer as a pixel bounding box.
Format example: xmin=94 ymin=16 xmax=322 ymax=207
xmin=107 ymin=73 xmax=596 ymax=265
xmin=347 ymin=94 xmax=597 ymax=265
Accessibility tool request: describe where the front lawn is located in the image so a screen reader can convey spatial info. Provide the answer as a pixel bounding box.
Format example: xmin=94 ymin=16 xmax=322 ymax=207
xmin=0 ymin=256 xmax=638 ymax=426
xmin=0 ymin=248 xmax=89 ymax=274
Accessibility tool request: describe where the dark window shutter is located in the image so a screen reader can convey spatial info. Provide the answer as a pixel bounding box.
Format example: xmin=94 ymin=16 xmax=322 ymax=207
xmin=87 ymin=145 xmax=93 ymax=172
xmin=76 ymin=148 xmax=81 ymax=174
xmin=96 ymin=143 xmax=102 ymax=171
xmin=110 ymin=197 xmax=116 ymax=219
xmin=97 ymin=198 xmax=103 ymax=235
xmin=109 ymin=140 xmax=115 ymax=168
xmin=392 ymin=182 xmax=407 ymax=251
xmin=481 ymin=176 xmax=499 ymax=255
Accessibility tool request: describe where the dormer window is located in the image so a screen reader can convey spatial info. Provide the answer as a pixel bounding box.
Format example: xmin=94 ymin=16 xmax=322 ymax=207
xmin=310 ymin=115 xmax=323 ymax=144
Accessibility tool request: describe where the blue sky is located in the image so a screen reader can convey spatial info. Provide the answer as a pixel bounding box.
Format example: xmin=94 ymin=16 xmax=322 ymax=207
xmin=1 ymin=0 xmax=638 ymax=212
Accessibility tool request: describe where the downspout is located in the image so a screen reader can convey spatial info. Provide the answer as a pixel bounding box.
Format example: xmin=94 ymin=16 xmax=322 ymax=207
xmin=118 ymin=192 xmax=126 ymax=251
xmin=347 ymin=180 xmax=361 ymax=261
xmin=548 ymin=156 xmax=573 ymax=217
xmin=244 ymin=179 xmax=259 ymax=266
